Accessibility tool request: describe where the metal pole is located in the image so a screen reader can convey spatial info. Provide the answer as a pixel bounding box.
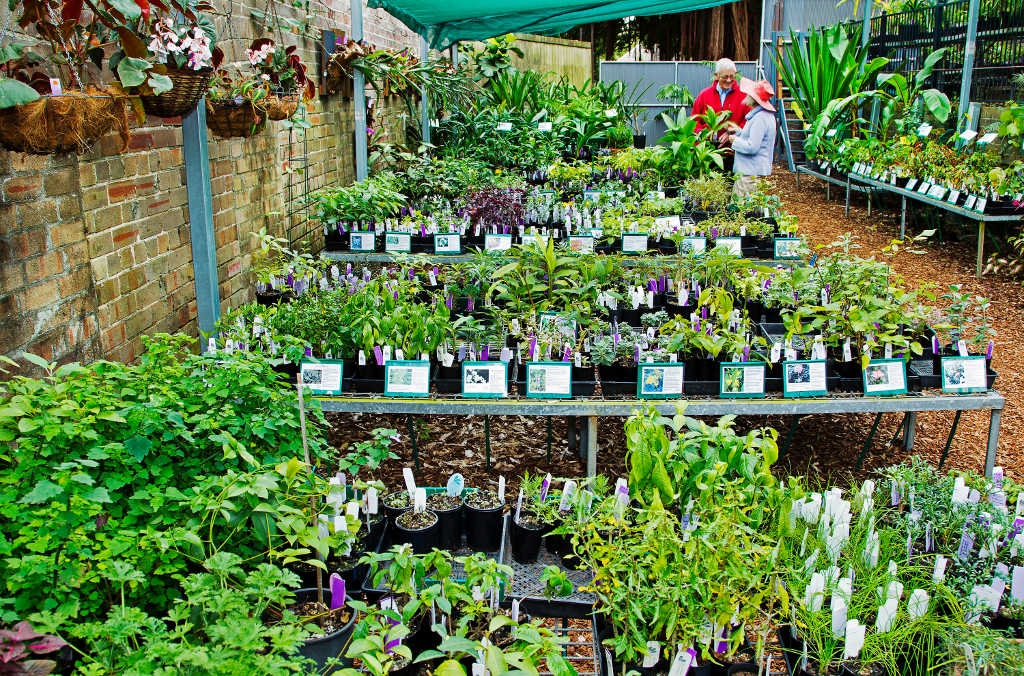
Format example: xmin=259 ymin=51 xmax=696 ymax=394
xmin=986 ymin=408 xmax=1001 ymax=477
xmin=586 ymin=416 xmax=598 ymax=476
xmin=420 ymin=35 xmax=430 ymax=145
xmin=182 ymin=100 xmax=220 ymax=346
xmin=902 ymin=411 xmax=917 ymax=451
xmin=855 ymin=413 xmax=883 ymax=470
xmin=859 ymin=0 xmax=873 ymax=51
xmin=938 ymin=410 xmax=962 ymax=469
xmin=351 ymin=0 xmax=368 ymax=181
xmin=976 ymin=219 xmax=985 ymax=278
xmin=484 ymin=414 xmax=491 ymax=470
xmin=546 ymin=416 xmax=552 ymax=464
xmin=407 ymin=414 xmax=418 ymax=470
xmin=956 ymin=0 xmax=981 ymax=130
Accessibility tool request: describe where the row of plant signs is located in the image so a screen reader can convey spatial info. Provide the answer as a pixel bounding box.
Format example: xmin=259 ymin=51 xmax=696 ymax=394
xmin=298 ymin=355 xmax=990 ymax=398
xmin=347 ymin=232 xmax=803 ymax=258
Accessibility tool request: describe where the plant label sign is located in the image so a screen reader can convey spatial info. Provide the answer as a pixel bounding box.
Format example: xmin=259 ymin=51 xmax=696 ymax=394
xmin=637 ymin=363 xmax=684 ymax=399
xmin=655 ymin=215 xmax=680 ymax=230
xmin=621 ymin=233 xmax=649 ymax=253
xmin=774 ymin=237 xmax=802 ymax=260
xmin=782 ymin=360 xmax=828 ymax=397
xmin=537 ymin=121 xmax=553 ymax=132
xmin=720 ymin=362 xmax=766 ymax=398
xmin=299 ymin=360 xmax=344 ymax=395
xmin=569 ymin=235 xmax=595 ymax=253
xmin=496 ymin=122 xmax=513 ymax=131
xmin=647 ymin=190 xmax=666 ymax=200
xmin=917 ymin=123 xmax=932 ymax=137
xmin=350 ymin=232 xmax=375 ymax=252
xmin=539 ymin=312 xmax=577 ymax=339
xmin=941 ymin=355 xmax=988 ymax=393
xmin=461 ymin=361 xmax=508 ymax=398
xmin=862 ymin=359 xmax=907 ymax=396
xmin=434 ymin=233 xmax=461 ymax=254
xmin=384 ymin=360 xmax=431 ymax=397
xmin=521 ymin=233 xmax=549 ymax=249
xmin=680 ymin=237 xmax=706 ymax=256
xmin=714 ymin=237 xmax=743 ymax=257
xmin=384 ymin=232 xmax=411 ymax=253
xmin=484 ymin=233 xmax=513 ymax=251
xmin=525 ymin=362 xmax=572 ymax=399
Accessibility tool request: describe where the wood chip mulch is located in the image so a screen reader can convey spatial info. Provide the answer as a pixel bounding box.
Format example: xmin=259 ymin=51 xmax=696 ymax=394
xmin=322 ymin=169 xmax=1024 ymax=487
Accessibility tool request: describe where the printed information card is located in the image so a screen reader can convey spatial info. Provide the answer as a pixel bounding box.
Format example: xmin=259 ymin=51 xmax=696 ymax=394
xmin=299 ymin=360 xmax=344 ymax=395
xmin=719 ymin=362 xmax=766 ymax=398
xmin=384 ymin=360 xmax=431 ymax=397
xmin=637 ymin=363 xmax=685 ymax=399
xmin=461 ymin=361 xmax=508 ymax=398
xmin=862 ymin=358 xmax=908 ymax=396
xmin=941 ymin=355 xmax=988 ymax=393
xmin=349 ymin=232 xmax=375 ymax=252
xmin=526 ymin=362 xmax=572 ymax=399
xmin=782 ymin=359 xmax=828 ymax=397
xmin=384 ymin=232 xmax=411 ymax=253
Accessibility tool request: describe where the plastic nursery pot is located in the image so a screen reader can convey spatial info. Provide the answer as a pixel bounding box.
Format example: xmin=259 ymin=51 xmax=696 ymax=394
xmin=463 ymin=489 xmax=505 ymax=552
xmin=292 ymin=588 xmax=357 ymax=672
xmin=382 ymin=490 xmax=411 ymax=527
xmin=395 ymin=509 xmax=440 ymax=555
xmin=510 ymin=511 xmax=545 ymax=563
xmin=426 ymin=492 xmax=464 ymax=551
xmin=632 ymin=134 xmax=646 ymax=148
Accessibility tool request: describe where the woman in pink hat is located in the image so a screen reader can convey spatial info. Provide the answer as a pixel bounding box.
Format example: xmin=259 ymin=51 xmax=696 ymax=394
xmin=726 ymin=77 xmax=778 ymax=197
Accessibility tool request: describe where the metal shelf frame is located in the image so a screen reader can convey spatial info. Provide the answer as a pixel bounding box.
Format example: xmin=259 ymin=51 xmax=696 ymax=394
xmin=314 ymin=391 xmax=1005 ymax=478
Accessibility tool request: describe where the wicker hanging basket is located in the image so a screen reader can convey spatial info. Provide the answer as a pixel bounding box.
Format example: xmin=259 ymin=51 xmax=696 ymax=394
xmin=263 ymin=93 xmax=299 ymax=121
xmin=140 ymin=66 xmax=214 ymax=118
xmin=0 ymin=87 xmax=129 ymax=155
xmin=205 ymin=99 xmax=267 ymax=138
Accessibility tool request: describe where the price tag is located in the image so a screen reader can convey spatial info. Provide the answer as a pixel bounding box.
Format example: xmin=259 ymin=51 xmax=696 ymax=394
xmin=825 ymin=128 xmax=838 ymax=137
xmin=917 ymin=181 xmax=932 ymax=194
xmin=959 ymin=129 xmax=978 ymax=143
xmin=905 ymin=179 xmax=918 ymax=191
xmin=538 ymin=121 xmax=552 ymax=132
xmin=978 ymin=132 xmax=998 ymax=145
xmin=976 ymin=197 xmax=988 ymax=212
xmin=49 ymin=78 xmax=62 ymax=95
xmin=928 ymin=184 xmax=947 ymax=200
xmin=496 ymin=122 xmax=513 ymax=131
xmin=917 ymin=123 xmax=933 ymax=137
xmin=964 ymin=194 xmax=977 ymax=210
xmin=604 ymin=108 xmax=617 ymax=118
xmin=947 ymin=189 xmax=961 ymax=204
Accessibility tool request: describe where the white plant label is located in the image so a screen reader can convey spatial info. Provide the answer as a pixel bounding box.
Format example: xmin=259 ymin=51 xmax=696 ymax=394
xmin=414 ymin=487 xmax=427 ymax=513
xmin=447 ymin=473 xmax=464 ymax=497
xmin=496 ymin=122 xmax=513 ymax=131
xmin=560 ymin=480 xmax=578 ymax=511
xmin=366 ymin=487 xmax=379 ymax=514
xmin=933 ymin=555 xmax=947 ymax=583
xmin=403 ymin=467 xmax=417 ymax=496
xmin=959 ymin=129 xmax=978 ymax=143
xmin=642 ymin=641 xmax=661 ymax=668
xmin=844 ymin=620 xmax=865 ymax=659
xmin=605 ymin=108 xmax=617 ymax=118
xmin=538 ymin=121 xmax=552 ymax=132
xmin=1012 ymin=566 xmax=1024 ymax=602
xmin=498 ymin=476 xmax=506 ymax=504
xmin=978 ymin=132 xmax=997 ymax=145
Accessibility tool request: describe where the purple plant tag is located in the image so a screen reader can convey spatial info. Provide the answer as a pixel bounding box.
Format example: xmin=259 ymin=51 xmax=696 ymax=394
xmin=988 ymin=340 xmax=994 ymax=359
xmin=925 ymin=523 xmax=932 ymax=552
xmin=446 ymin=294 xmax=453 ymax=310
xmin=458 ymin=344 xmax=467 ymax=362
xmin=304 ymin=347 xmax=313 ymax=358
xmin=433 ymin=266 xmax=439 ymax=279
xmin=634 ymin=345 xmax=640 ymax=364
xmin=373 ymin=346 xmax=384 ymax=365
xmin=421 ymin=222 xmax=426 ymax=237
xmin=701 ymin=305 xmax=708 ymax=319
xmin=563 ymin=346 xmax=571 ymax=361
xmin=957 ymin=531 xmax=975 ymax=561
xmin=743 ymin=345 xmax=750 ymax=361
xmin=933 ymin=335 xmax=940 ymax=353
xmin=468 ymin=297 xmax=474 ymax=311
xmin=529 ymin=336 xmax=537 ymax=358
xmin=330 ymin=573 xmax=346 ymax=610
xmin=716 ymin=627 xmax=729 ymax=653
xmin=481 ymin=345 xmax=489 ymax=360
xmin=540 ymin=474 xmax=551 ymax=501
xmin=613 ymin=331 xmax=619 ymax=346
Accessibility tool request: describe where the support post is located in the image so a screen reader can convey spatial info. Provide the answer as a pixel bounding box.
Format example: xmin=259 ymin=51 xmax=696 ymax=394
xmin=859 ymin=0 xmax=873 ymax=52
xmin=352 ymin=0 xmax=368 ymax=181
xmin=567 ymin=415 xmax=577 ymax=455
xmin=938 ymin=410 xmax=962 ymax=470
xmin=956 ymin=0 xmax=981 ymax=129
xmin=182 ymin=101 xmax=220 ymax=346
xmin=407 ymin=414 xmax=418 ymax=470
xmin=586 ymin=416 xmax=598 ymax=477
xmin=780 ymin=415 xmax=802 ymax=457
xmin=855 ymin=413 xmax=883 ymax=470
xmin=546 ymin=416 xmax=552 ymax=464
xmin=484 ymin=414 xmax=492 ymax=471
xmin=900 ymin=196 xmax=907 ymax=240
xmin=902 ymin=411 xmax=917 ymax=451
xmin=986 ymin=408 xmax=1001 ymax=477
xmin=976 ymin=219 xmax=985 ymax=278
xmin=419 ymin=35 xmax=430 ymax=145
xmin=890 ymin=414 xmax=907 ymax=446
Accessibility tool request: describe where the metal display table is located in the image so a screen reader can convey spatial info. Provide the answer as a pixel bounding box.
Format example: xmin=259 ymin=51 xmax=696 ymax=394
xmin=794 ymin=165 xmax=878 ymax=218
xmin=315 ymin=391 xmax=1005 ymax=478
xmin=323 ymin=251 xmax=794 ymax=266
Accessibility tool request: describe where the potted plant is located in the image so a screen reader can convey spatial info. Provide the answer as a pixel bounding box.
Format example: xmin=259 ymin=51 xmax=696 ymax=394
xmin=463 ymin=487 xmax=505 ymax=553
xmin=246 ymin=37 xmax=315 ymax=121
xmin=205 ymin=65 xmax=269 ymax=138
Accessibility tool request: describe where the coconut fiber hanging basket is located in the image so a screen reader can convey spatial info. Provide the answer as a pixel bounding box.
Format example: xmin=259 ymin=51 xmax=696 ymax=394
xmin=205 ymin=99 xmax=267 ymax=138
xmin=0 ymin=87 xmax=129 ymax=154
xmin=140 ymin=67 xmax=213 ymax=118
xmin=263 ymin=93 xmax=299 ymax=121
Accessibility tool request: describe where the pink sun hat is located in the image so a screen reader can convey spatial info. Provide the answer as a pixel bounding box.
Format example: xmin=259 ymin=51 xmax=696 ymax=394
xmin=738 ymin=77 xmax=776 ymax=112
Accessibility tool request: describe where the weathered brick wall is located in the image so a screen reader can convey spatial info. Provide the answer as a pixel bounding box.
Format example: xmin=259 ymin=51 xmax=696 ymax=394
xmin=0 ymin=0 xmax=418 ymax=370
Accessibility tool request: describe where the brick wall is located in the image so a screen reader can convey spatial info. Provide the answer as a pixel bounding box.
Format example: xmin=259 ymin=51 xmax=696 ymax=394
xmin=0 ymin=0 xmax=418 ymax=371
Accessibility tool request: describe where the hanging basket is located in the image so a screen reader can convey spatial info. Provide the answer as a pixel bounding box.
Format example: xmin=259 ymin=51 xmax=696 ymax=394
xmin=140 ymin=66 xmax=213 ymax=118
xmin=263 ymin=93 xmax=299 ymax=121
xmin=205 ymin=99 xmax=267 ymax=138
xmin=0 ymin=87 xmax=129 ymax=155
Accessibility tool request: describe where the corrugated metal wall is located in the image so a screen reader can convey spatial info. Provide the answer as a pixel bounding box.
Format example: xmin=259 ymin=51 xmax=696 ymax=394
xmin=599 ymin=60 xmax=758 ymax=142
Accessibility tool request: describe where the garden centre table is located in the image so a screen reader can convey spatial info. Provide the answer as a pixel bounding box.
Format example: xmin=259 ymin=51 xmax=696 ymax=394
xmin=314 ymin=391 xmax=1005 ymax=478
xmin=322 ymin=252 xmax=795 ymax=266
xmin=851 ymin=175 xmax=1022 ymax=278
xmin=794 ymin=165 xmax=878 ymax=218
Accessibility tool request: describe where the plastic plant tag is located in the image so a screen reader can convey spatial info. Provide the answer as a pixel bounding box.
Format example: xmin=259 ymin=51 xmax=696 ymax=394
xmin=329 ymin=573 xmax=346 ymax=610
xmin=952 ymin=477 xmax=969 ymax=504
xmin=471 ymin=663 xmax=485 ymax=676
xmin=498 ymin=476 xmax=506 ymax=504
xmin=538 ymin=121 xmax=552 ymax=132
xmin=933 ymin=555 xmax=947 ymax=583
xmin=957 ymin=339 xmax=968 ymax=357
xmin=366 ymin=487 xmax=379 ymax=514
xmin=1012 ymin=566 xmax=1024 ymax=602
xmin=844 ymin=620 xmax=865 ymax=659
xmin=447 ymin=473 xmax=464 ymax=497
xmin=832 ymin=591 xmax=848 ymax=637
xmin=515 ymin=488 xmax=524 ymax=523
xmin=605 ymin=108 xmax=617 ymax=118
xmin=613 ymin=478 xmax=629 ymax=520
xmin=875 ymin=597 xmax=898 ymax=632
xmin=496 ymin=122 xmax=513 ymax=131
xmin=403 ymin=467 xmax=417 ymax=496
xmin=560 ymin=480 xmax=578 ymax=511
xmin=358 ymin=350 xmax=367 ymax=366
xmin=668 ymin=647 xmax=697 ymax=676
xmin=414 ymin=487 xmax=426 ymax=513
xmin=979 ymin=132 xmax=997 ymax=145
xmin=917 ymin=123 xmax=932 ymax=136
xmin=959 ymin=129 xmax=978 ymax=143
xmin=805 ymin=572 xmax=825 ymax=611
xmin=540 ymin=473 xmax=552 ymax=501
xmin=642 ymin=641 xmax=661 ymax=668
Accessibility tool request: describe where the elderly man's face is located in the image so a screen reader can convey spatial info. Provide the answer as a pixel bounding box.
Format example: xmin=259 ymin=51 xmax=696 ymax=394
xmin=715 ymin=68 xmax=737 ymax=90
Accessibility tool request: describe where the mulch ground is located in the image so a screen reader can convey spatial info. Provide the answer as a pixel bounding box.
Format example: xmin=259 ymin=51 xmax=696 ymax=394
xmin=323 ymin=168 xmax=1024 ymax=489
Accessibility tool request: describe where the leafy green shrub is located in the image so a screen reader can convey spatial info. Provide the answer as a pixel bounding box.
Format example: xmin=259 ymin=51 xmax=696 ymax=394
xmin=0 ymin=334 xmax=329 ymax=624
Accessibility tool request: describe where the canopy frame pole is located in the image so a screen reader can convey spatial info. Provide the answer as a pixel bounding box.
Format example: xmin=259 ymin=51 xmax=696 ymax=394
xmin=956 ymin=0 xmax=980 ymax=129
xmin=182 ymin=101 xmax=220 ymax=345
xmin=352 ymin=0 xmax=368 ymax=181
xmin=420 ymin=35 xmax=430 ymax=144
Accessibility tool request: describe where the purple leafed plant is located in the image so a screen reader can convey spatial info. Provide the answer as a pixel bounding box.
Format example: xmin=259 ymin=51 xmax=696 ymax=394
xmin=0 ymin=621 xmax=67 ymax=676
xmin=465 ymin=188 xmax=525 ymax=226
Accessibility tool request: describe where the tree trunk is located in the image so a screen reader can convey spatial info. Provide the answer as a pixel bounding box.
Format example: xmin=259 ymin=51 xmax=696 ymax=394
xmin=708 ymin=5 xmax=725 ymax=60
xmin=731 ymin=1 xmax=750 ymax=61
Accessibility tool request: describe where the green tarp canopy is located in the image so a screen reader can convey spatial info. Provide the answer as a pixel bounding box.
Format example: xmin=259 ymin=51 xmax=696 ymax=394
xmin=367 ymin=0 xmax=739 ymax=50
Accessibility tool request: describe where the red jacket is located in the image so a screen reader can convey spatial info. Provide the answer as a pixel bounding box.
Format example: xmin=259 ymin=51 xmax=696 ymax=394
xmin=691 ymin=84 xmax=750 ymax=133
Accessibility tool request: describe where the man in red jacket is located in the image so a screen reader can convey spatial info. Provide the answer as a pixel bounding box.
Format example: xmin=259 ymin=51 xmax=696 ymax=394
xmin=691 ymin=59 xmax=751 ymax=169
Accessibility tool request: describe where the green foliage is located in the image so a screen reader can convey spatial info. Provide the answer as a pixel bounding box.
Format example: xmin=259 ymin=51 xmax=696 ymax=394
xmin=0 ymin=334 xmax=329 ymax=624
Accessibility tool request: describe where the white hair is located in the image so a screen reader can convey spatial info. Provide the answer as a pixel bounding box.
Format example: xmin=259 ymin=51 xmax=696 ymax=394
xmin=714 ymin=58 xmax=737 ymax=75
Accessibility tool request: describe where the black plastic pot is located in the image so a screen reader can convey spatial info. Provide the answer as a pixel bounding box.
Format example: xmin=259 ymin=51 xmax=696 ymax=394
xmin=464 ymin=499 xmax=505 ymax=552
xmin=256 ymin=289 xmax=293 ymax=306
xmin=394 ymin=510 xmax=440 ymax=554
xmin=382 ymin=491 xmax=411 ymax=527
xmin=428 ymin=496 xmax=464 ymax=551
xmin=510 ymin=513 xmax=544 ymax=563
xmin=294 ymin=588 xmax=357 ymax=673
xmin=632 ymin=134 xmax=646 ymax=149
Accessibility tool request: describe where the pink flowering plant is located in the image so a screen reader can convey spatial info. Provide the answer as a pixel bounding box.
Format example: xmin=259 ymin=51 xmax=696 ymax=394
xmin=246 ymin=38 xmax=315 ymax=100
xmin=146 ymin=15 xmax=219 ymax=72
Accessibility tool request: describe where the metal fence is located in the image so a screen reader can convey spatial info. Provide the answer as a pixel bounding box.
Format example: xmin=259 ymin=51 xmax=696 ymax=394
xmin=842 ymin=0 xmax=1024 ymax=104
xmin=598 ymin=61 xmax=758 ymax=142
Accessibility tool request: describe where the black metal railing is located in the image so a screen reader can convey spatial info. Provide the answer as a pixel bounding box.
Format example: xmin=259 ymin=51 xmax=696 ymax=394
xmin=841 ymin=0 xmax=1024 ymax=104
